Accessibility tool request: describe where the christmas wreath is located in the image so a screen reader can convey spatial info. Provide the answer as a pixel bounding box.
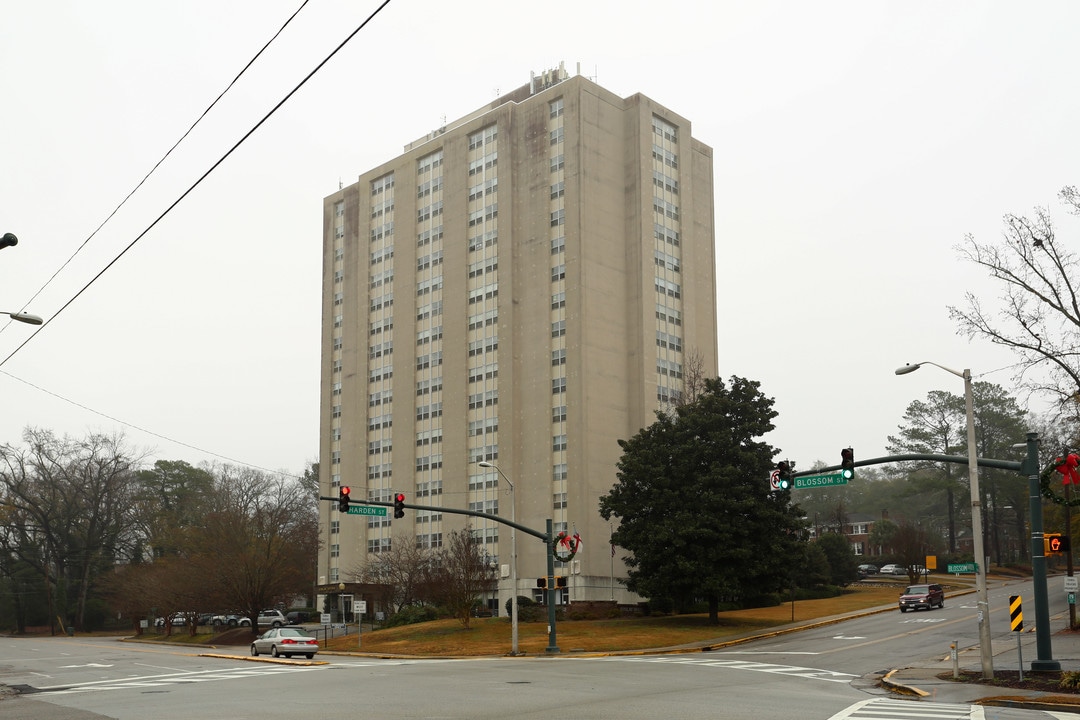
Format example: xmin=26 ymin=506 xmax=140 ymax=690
xmin=552 ymin=531 xmax=583 ymax=562
xmin=1039 ymin=453 xmax=1080 ymax=507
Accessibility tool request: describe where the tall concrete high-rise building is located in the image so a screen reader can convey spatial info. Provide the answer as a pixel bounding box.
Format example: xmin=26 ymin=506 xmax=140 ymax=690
xmin=318 ymin=65 xmax=716 ymax=612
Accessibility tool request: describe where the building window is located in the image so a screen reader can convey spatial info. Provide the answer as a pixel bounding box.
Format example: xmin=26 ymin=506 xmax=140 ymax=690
xmin=550 ymin=154 xmax=564 ymax=172
xmin=553 ymin=434 xmax=567 ymax=452
xmin=553 ymin=492 xmax=567 ymax=509
xmin=551 ymin=348 xmax=566 ymax=366
xmin=553 ymin=464 xmax=568 ymax=481
xmin=330 ymin=520 xmax=340 ymax=534
xmin=551 ymin=319 xmax=565 ymax=338
xmin=552 ymin=405 xmax=567 ymax=423
xmin=551 ymin=264 xmax=565 ymax=281
xmin=551 ymin=236 xmax=565 ymax=254
xmin=550 ymin=181 xmax=564 ymax=199
xmin=552 ymin=377 xmax=566 ymax=394
xmin=550 ymin=98 xmax=564 ymax=118
xmin=550 ymin=127 xmax=564 ymax=145
xmin=551 ymin=291 xmax=565 ymax=309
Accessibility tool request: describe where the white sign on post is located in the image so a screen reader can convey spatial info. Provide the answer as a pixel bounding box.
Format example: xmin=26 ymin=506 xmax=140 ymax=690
xmin=353 ymin=600 xmax=367 ymax=615
xmin=1064 ymin=575 xmax=1078 ymax=593
xmin=320 ymin=613 xmax=331 ymax=624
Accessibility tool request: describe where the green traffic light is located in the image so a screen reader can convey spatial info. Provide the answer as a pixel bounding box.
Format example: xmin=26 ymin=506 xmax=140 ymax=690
xmin=841 ymin=468 xmax=853 ymax=480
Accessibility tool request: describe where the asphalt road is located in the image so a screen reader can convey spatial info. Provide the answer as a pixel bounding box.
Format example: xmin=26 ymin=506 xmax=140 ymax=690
xmin=0 ymin=578 xmax=1071 ymax=720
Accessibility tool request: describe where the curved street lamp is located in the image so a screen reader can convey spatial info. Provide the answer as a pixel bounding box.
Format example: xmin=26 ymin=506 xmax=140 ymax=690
xmin=895 ymin=361 xmax=993 ymax=679
xmin=478 ymin=460 xmax=519 ymax=655
xmin=4 ymin=311 xmax=43 ymax=326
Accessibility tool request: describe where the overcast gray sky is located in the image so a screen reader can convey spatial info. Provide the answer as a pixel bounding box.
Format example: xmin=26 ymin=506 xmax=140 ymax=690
xmin=2 ymin=1 xmax=1078 ymax=476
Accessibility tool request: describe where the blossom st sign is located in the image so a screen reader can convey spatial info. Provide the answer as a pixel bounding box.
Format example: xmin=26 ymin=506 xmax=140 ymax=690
xmin=792 ymin=472 xmax=849 ymax=489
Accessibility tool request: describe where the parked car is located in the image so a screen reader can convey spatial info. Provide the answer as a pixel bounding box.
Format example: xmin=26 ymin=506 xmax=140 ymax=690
xmin=286 ymin=610 xmax=311 ymax=624
xmin=155 ymin=612 xmax=189 ymax=628
xmin=879 ymin=564 xmax=905 ymax=575
xmin=857 ymin=564 xmax=878 ymax=576
xmin=212 ymin=613 xmax=251 ymax=627
xmin=249 ymin=627 xmax=319 ymax=659
xmin=257 ymin=609 xmax=287 ymax=627
xmin=899 ymin=583 xmax=945 ymax=612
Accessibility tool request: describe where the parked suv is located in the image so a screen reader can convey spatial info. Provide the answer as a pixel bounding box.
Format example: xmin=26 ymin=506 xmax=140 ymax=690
xmin=899 ymin=583 xmax=944 ymax=612
xmin=257 ymin=609 xmax=287 ymax=627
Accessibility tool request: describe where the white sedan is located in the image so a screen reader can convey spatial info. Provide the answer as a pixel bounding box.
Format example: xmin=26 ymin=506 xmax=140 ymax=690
xmin=250 ymin=627 xmax=319 ymax=659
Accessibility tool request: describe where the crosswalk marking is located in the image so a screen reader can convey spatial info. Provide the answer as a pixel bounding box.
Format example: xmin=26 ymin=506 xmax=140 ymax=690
xmin=827 ymin=697 xmax=984 ymax=720
xmin=597 ymin=655 xmax=857 ymax=683
xmin=38 ymin=665 xmax=320 ymax=696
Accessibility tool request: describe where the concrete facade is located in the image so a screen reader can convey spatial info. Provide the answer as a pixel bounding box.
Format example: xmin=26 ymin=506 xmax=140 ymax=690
xmin=318 ymin=67 xmax=717 ymax=611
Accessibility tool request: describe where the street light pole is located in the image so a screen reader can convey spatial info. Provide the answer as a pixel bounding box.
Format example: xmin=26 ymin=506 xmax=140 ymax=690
xmin=896 ymin=361 xmax=994 ymax=679
xmin=478 ymin=461 xmax=518 ymax=655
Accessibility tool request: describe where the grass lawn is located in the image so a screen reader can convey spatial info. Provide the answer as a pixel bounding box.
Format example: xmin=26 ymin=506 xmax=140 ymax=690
xmin=323 ymin=584 xmax=908 ymax=656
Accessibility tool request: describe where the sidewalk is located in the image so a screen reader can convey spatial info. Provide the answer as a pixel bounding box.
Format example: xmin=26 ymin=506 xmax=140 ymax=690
xmin=881 ymin=626 xmax=1080 ymax=713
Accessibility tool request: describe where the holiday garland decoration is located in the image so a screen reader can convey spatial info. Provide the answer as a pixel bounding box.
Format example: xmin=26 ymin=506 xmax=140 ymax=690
xmin=552 ymin=530 xmax=583 ymax=562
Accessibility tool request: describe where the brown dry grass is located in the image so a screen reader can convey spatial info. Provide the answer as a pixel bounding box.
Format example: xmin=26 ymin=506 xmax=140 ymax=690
xmin=324 ymin=585 xmax=903 ymax=656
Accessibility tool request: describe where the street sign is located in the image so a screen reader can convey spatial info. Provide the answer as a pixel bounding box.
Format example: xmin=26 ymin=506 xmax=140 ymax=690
xmin=1065 ymin=575 xmax=1078 ymax=593
xmin=320 ymin=613 xmax=331 ymax=624
xmin=947 ymin=563 xmax=977 ymax=574
xmin=348 ymin=505 xmax=388 ymax=516
xmin=769 ymin=470 xmax=782 ymax=491
xmin=792 ymin=473 xmax=848 ymax=489
xmin=353 ymin=600 xmax=367 ymax=614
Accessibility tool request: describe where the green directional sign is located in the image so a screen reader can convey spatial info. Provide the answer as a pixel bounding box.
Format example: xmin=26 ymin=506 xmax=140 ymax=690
xmin=347 ymin=505 xmax=387 ymax=517
xmin=947 ymin=562 xmax=977 ymax=574
xmin=792 ymin=473 xmax=849 ymax=489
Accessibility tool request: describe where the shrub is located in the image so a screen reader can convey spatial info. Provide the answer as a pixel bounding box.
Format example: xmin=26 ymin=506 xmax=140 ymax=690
xmin=381 ymin=605 xmax=440 ymax=628
xmin=504 ymin=595 xmax=534 ymax=617
xmin=1060 ymin=670 xmax=1080 ymax=691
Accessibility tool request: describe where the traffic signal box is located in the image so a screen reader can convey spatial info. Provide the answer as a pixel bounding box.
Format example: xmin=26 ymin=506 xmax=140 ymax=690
xmin=536 ymin=577 xmax=568 ymax=589
xmin=1045 ymin=533 xmax=1071 ymax=555
xmin=776 ymin=461 xmax=792 ymax=490
xmin=338 ymin=486 xmax=351 ymax=512
xmin=393 ymin=493 xmax=406 ymax=519
xmin=841 ymin=448 xmax=855 ymax=480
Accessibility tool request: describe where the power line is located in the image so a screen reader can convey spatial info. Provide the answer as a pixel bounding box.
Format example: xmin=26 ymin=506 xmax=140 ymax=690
xmin=2 ymin=0 xmax=394 ymax=368
xmin=0 ymin=0 xmax=312 ymax=337
xmin=0 ymin=368 xmax=291 ymax=476
xmin=1 ymin=0 xmax=395 ymax=473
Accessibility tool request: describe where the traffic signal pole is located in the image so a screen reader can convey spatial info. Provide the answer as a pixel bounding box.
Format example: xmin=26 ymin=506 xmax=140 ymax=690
xmin=322 ymin=494 xmax=560 ymax=653
xmin=793 ymin=432 xmax=1059 ymax=673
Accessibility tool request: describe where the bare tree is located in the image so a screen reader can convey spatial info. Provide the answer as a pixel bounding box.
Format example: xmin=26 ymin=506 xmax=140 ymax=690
xmin=0 ymin=428 xmax=143 ymax=632
xmin=950 ymin=186 xmax=1080 ymax=429
xmin=194 ymin=464 xmax=320 ymax=634
xmin=356 ymin=533 xmax=435 ymax=613
xmin=429 ymin=528 xmax=497 ymax=629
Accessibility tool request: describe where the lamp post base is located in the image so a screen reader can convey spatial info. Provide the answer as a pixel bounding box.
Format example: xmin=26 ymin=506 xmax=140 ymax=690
xmin=1030 ymin=659 xmax=1062 ymax=672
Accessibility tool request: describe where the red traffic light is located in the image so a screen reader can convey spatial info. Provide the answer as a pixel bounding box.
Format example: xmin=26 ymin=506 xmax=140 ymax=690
xmin=393 ymin=492 xmax=406 ymax=519
xmin=338 ymin=485 xmax=351 ymax=512
xmin=342 ymin=486 xmax=351 ymax=497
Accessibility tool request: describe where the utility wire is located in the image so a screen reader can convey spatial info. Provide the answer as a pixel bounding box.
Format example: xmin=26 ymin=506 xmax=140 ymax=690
xmin=0 ymin=0 xmax=395 ymax=471
xmin=0 ymin=368 xmax=290 ymax=476
xmin=2 ymin=0 xmax=394 ymax=367
xmin=0 ymin=0 xmax=312 ymax=336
